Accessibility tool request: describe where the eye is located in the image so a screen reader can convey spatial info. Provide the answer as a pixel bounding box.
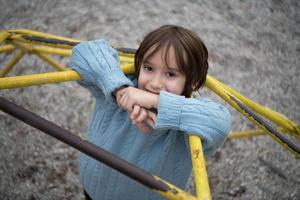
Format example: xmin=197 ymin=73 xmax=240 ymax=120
xmin=143 ymin=65 xmax=153 ymax=72
xmin=166 ymin=71 xmax=177 ymax=78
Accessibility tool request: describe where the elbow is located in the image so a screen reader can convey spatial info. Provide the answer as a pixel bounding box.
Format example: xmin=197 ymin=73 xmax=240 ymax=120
xmin=188 ymin=103 xmax=232 ymax=156
xmin=222 ymin=106 xmax=232 ymax=137
xmin=207 ymin=107 xmax=231 ymax=156
xmin=214 ymin=104 xmax=232 ymax=136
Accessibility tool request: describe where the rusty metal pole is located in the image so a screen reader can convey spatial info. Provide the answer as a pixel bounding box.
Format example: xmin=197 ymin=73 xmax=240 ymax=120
xmin=0 ymin=97 xmax=170 ymax=193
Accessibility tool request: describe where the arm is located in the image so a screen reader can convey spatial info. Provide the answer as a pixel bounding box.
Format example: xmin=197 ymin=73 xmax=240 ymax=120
xmin=156 ymin=91 xmax=231 ymax=156
xmin=70 ymin=39 xmax=133 ymax=101
xmin=114 ymin=86 xmax=159 ymax=112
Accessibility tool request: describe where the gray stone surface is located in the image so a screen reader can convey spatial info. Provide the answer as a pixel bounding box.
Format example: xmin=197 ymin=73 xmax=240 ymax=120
xmin=0 ymin=0 xmax=299 ymax=199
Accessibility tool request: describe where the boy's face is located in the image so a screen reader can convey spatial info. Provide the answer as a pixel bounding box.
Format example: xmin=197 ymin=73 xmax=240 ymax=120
xmin=138 ymin=46 xmax=186 ymax=96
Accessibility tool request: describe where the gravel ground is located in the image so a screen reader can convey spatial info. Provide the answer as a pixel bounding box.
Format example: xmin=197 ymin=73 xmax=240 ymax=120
xmin=0 ymin=0 xmax=299 ymax=199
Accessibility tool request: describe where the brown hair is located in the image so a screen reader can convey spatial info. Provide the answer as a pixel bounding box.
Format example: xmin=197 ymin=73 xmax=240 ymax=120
xmin=134 ymin=25 xmax=209 ymax=97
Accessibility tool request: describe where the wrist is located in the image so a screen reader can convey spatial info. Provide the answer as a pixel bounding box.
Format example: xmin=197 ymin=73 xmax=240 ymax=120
xmin=150 ymin=93 xmax=159 ymax=109
xmin=113 ymin=85 xmax=127 ymax=98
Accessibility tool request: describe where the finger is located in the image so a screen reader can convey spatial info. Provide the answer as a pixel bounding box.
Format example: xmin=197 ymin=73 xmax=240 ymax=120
xmin=116 ymin=87 xmax=127 ymax=96
xmin=116 ymin=92 xmax=122 ymax=104
xmin=118 ymin=94 xmax=126 ymax=109
xmin=121 ymin=95 xmax=134 ymax=112
xmin=116 ymin=95 xmax=122 ymax=107
xmin=117 ymin=95 xmax=125 ymax=106
xmin=119 ymin=94 xmax=132 ymax=112
xmin=147 ymin=110 xmax=157 ymax=123
xmin=130 ymin=105 xmax=140 ymax=120
xmin=145 ymin=117 xmax=155 ymax=128
xmin=115 ymin=87 xmax=127 ymax=103
xmin=133 ymin=108 xmax=147 ymax=124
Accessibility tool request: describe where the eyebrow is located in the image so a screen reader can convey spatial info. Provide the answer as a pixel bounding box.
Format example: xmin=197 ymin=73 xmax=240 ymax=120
xmin=143 ymin=60 xmax=180 ymax=72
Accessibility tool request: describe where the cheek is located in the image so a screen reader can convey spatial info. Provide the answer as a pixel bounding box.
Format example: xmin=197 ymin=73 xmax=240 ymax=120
xmin=166 ymin=80 xmax=186 ymax=95
xmin=137 ymin=72 xmax=146 ymax=89
xmin=137 ymin=79 xmax=143 ymax=89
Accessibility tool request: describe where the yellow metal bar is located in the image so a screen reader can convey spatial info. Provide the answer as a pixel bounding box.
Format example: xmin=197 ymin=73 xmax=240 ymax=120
xmin=153 ymin=175 xmax=197 ymax=200
xmin=205 ymin=77 xmax=300 ymax=157
xmin=6 ymin=34 xmax=136 ymax=61
xmin=118 ymin=51 xmax=135 ymax=58
xmin=0 ymin=70 xmax=80 ymax=89
xmin=0 ymin=63 xmax=135 ymax=90
xmin=8 ymin=29 xmax=80 ymax=43
xmin=1 ymin=44 xmax=132 ymax=76
xmin=30 ymin=46 xmax=135 ymax=59
xmin=228 ymin=127 xmax=287 ymax=139
xmin=2 ymin=39 xmax=132 ymax=72
xmin=189 ymin=135 xmax=211 ymax=200
xmin=0 ymin=44 xmax=16 ymax=53
xmin=18 ymin=44 xmax=134 ymax=60
xmin=10 ymin=40 xmax=68 ymax=71
xmin=34 ymin=52 xmax=67 ymax=71
xmin=32 ymin=45 xmax=72 ymax=56
xmin=7 ymin=29 xmax=136 ymax=55
xmin=10 ymin=40 xmax=34 ymax=53
xmin=3 ymin=29 xmax=134 ymax=60
xmin=0 ymin=49 xmax=25 ymax=77
xmin=119 ymin=55 xmax=134 ymax=63
xmin=9 ymin=35 xmax=75 ymax=49
xmin=0 ymin=31 xmax=11 ymax=42
xmin=206 ymin=75 xmax=300 ymax=138
xmin=121 ymin=63 xmax=135 ymax=74
xmin=26 ymin=44 xmax=133 ymax=62
xmin=11 ymin=40 xmax=72 ymax=58
xmin=229 ymin=130 xmax=267 ymax=139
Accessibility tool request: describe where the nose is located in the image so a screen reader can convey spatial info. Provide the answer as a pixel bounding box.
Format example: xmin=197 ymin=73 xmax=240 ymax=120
xmin=149 ymin=74 xmax=163 ymax=92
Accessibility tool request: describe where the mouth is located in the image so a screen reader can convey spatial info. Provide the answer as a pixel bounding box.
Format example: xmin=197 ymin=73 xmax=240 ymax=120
xmin=146 ymin=89 xmax=160 ymax=95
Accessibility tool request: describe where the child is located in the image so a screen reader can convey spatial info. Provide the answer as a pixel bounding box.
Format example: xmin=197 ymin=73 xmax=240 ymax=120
xmin=70 ymin=25 xmax=231 ymax=200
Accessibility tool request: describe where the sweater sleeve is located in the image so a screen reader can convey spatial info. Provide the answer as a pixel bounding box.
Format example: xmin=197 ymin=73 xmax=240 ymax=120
xmin=70 ymin=39 xmax=133 ymax=102
xmin=155 ymin=91 xmax=231 ymax=156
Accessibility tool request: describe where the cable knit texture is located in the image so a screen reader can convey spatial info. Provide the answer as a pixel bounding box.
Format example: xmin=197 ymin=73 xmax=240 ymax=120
xmin=70 ymin=39 xmax=231 ymax=200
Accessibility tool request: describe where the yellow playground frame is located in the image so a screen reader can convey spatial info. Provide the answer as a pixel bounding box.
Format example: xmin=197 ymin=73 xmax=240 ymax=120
xmin=0 ymin=29 xmax=299 ymax=200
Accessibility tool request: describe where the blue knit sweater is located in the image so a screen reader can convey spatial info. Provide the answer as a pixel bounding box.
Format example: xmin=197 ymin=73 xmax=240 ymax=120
xmin=70 ymin=39 xmax=231 ymax=200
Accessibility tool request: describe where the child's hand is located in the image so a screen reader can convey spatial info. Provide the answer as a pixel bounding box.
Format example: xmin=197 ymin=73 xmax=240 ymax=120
xmin=115 ymin=86 xmax=159 ymax=112
xmin=114 ymin=87 xmax=157 ymax=134
xmin=129 ymin=105 xmax=157 ymax=134
xmin=130 ymin=105 xmax=156 ymax=127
